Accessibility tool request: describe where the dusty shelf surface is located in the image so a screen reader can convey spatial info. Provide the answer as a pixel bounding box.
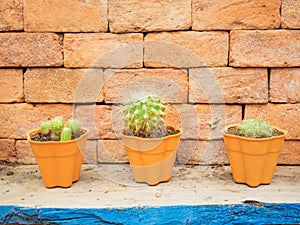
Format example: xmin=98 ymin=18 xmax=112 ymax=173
xmin=0 ymin=164 xmax=299 ymax=209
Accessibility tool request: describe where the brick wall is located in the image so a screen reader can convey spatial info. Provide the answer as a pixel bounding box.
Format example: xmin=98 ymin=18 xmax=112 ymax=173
xmin=0 ymin=0 xmax=299 ymax=165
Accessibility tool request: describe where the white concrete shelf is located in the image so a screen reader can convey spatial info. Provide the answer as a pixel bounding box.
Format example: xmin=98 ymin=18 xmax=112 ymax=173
xmin=1 ymin=164 xmax=299 ymax=209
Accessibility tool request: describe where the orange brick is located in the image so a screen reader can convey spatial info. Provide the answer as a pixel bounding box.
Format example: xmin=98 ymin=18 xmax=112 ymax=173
xmin=0 ymin=104 xmax=73 ymax=139
xmin=245 ymin=104 xmax=300 ymax=140
xmin=0 ymin=33 xmax=63 ymax=67
xmin=24 ymin=0 xmax=107 ymax=32
xmin=189 ymin=68 xmax=268 ymax=104
xmin=144 ymin=31 xmax=228 ymax=68
xmin=75 ymin=105 xmax=116 ymax=139
xmin=97 ymin=140 xmax=128 ymax=163
xmin=166 ymin=104 xmax=242 ymax=140
xmin=281 ymin=0 xmax=300 ymax=28
xmin=0 ymin=0 xmax=23 ymax=31
xmin=0 ymin=69 xmax=24 ymax=103
xmin=230 ymin=30 xmax=300 ymax=67
xmin=103 ymin=69 xmax=188 ymax=103
xmin=108 ymin=0 xmax=191 ymax=33
xmin=270 ymin=68 xmax=300 ymax=103
xmin=278 ymin=141 xmax=300 ymax=164
xmin=64 ymin=33 xmax=143 ymax=68
xmin=0 ymin=139 xmax=16 ymax=163
xmin=192 ymin=0 xmax=280 ymax=30
xmin=177 ymin=140 xmax=228 ymax=165
xmin=15 ymin=140 xmax=35 ymax=164
xmin=24 ymin=68 xmax=104 ymax=103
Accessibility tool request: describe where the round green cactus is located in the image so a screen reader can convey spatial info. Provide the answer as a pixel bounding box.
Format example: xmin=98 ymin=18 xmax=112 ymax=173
xmin=67 ymin=119 xmax=81 ymax=134
xmin=123 ymin=96 xmax=167 ymax=138
xmin=60 ymin=127 xmax=72 ymax=141
xmin=50 ymin=116 xmax=64 ymax=141
xmin=40 ymin=122 xmax=51 ymax=134
xmin=238 ymin=119 xmax=274 ymax=138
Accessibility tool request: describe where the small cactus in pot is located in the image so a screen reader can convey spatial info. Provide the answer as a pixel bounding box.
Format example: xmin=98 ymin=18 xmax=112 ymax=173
xmin=123 ymin=96 xmax=168 ymax=138
xmin=30 ymin=117 xmax=83 ymax=142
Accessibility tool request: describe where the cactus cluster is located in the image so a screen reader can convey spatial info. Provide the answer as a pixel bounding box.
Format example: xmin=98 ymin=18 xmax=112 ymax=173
xmin=40 ymin=117 xmax=82 ymax=141
xmin=123 ymin=96 xmax=167 ymax=138
xmin=238 ymin=119 xmax=274 ymax=138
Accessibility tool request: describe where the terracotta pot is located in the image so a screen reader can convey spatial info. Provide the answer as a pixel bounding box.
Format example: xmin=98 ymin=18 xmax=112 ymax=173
xmin=223 ymin=124 xmax=287 ymax=187
xmin=121 ymin=127 xmax=182 ymax=186
xmin=27 ymin=128 xmax=88 ymax=188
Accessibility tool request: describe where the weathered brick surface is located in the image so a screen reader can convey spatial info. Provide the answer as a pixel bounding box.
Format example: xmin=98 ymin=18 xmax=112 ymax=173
xmin=82 ymin=141 xmax=97 ymax=164
xmin=75 ymin=105 xmax=116 ymax=139
xmin=24 ymin=68 xmax=104 ymax=103
xmin=0 ymin=0 xmax=23 ymax=31
xmin=0 ymin=139 xmax=16 ymax=163
xmin=24 ymin=0 xmax=107 ymax=32
xmin=165 ymin=104 xmax=242 ymax=140
xmin=104 ymin=69 xmax=188 ymax=103
xmin=245 ymin=104 xmax=300 ymax=140
xmin=270 ymin=68 xmax=300 ymax=103
xmin=15 ymin=140 xmax=35 ymax=164
xmin=281 ymin=0 xmax=300 ymax=28
xmin=0 ymin=69 xmax=24 ymax=103
xmin=0 ymin=33 xmax=63 ymax=67
xmin=108 ymin=0 xmax=191 ymax=33
xmin=279 ymin=141 xmax=300 ymax=164
xmin=230 ymin=30 xmax=300 ymax=67
xmin=192 ymin=0 xmax=280 ymax=30
xmin=98 ymin=140 xmax=128 ymax=163
xmin=177 ymin=140 xmax=228 ymax=165
xmin=189 ymin=68 xmax=268 ymax=104
xmin=144 ymin=32 xmax=228 ymax=68
xmin=64 ymin=33 xmax=143 ymax=68
xmin=0 ymin=104 xmax=73 ymax=139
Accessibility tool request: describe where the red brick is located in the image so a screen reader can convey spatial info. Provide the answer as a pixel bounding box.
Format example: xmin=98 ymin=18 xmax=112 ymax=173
xmin=97 ymin=140 xmax=128 ymax=163
xmin=230 ymin=30 xmax=300 ymax=67
xmin=270 ymin=68 xmax=300 ymax=103
xmin=103 ymin=69 xmax=188 ymax=103
xmin=24 ymin=0 xmax=107 ymax=32
xmin=279 ymin=141 xmax=300 ymax=164
xmin=0 ymin=0 xmax=23 ymax=31
xmin=108 ymin=0 xmax=191 ymax=33
xmin=189 ymin=68 xmax=268 ymax=104
xmin=177 ymin=140 xmax=228 ymax=165
xmin=281 ymin=0 xmax=300 ymax=28
xmin=0 ymin=33 xmax=63 ymax=67
xmin=144 ymin=31 xmax=228 ymax=68
xmin=0 ymin=139 xmax=16 ymax=163
xmin=64 ymin=33 xmax=143 ymax=68
xmin=0 ymin=104 xmax=73 ymax=139
xmin=192 ymin=0 xmax=280 ymax=30
xmin=24 ymin=68 xmax=104 ymax=103
xmin=245 ymin=104 xmax=300 ymax=140
xmin=0 ymin=69 xmax=24 ymax=103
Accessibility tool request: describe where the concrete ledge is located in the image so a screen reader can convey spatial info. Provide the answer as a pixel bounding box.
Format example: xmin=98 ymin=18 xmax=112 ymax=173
xmin=0 ymin=164 xmax=300 ymax=224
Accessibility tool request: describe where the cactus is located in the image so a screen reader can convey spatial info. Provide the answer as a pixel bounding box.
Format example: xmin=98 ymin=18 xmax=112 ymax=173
xmin=60 ymin=127 xmax=72 ymax=141
xmin=41 ymin=122 xmax=51 ymax=134
xmin=238 ymin=119 xmax=274 ymax=138
xmin=123 ymin=96 xmax=167 ymax=138
xmin=67 ymin=119 xmax=81 ymax=134
xmin=49 ymin=116 xmax=64 ymax=141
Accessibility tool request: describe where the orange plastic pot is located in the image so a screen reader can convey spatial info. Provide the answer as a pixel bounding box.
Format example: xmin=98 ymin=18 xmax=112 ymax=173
xmin=223 ymin=124 xmax=287 ymax=187
xmin=121 ymin=127 xmax=181 ymax=185
xmin=27 ymin=128 xmax=88 ymax=188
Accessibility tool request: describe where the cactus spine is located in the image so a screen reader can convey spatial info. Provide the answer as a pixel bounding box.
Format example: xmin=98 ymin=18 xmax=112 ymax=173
xmin=238 ymin=119 xmax=274 ymax=138
xmin=123 ymin=96 xmax=167 ymax=138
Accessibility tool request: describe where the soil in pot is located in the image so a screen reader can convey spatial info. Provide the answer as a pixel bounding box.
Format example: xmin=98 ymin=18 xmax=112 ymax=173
xmin=30 ymin=130 xmax=86 ymax=142
xmin=226 ymin=127 xmax=284 ymax=138
xmin=123 ymin=126 xmax=180 ymax=138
